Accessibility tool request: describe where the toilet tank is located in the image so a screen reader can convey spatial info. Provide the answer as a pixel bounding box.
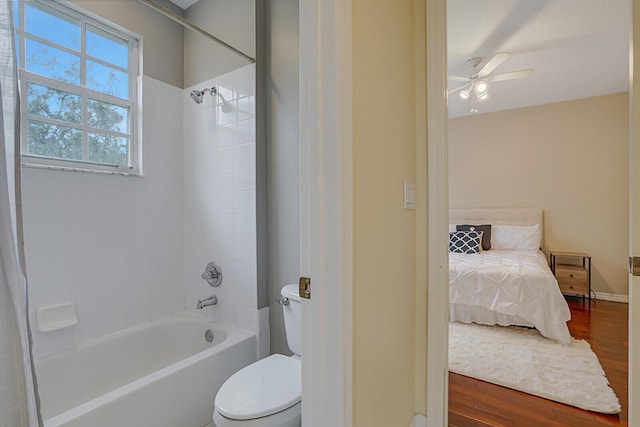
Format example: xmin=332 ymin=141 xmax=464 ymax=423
xmin=281 ymin=284 xmax=302 ymax=356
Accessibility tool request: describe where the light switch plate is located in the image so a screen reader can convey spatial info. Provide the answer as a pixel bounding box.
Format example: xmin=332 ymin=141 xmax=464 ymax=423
xmin=403 ymin=181 xmax=416 ymax=210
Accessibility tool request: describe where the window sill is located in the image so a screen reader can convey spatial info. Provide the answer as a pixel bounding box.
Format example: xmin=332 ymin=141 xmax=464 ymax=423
xmin=21 ymin=161 xmax=143 ymax=177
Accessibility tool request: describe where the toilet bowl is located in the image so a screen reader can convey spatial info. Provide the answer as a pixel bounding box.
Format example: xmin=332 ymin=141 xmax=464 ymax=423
xmin=212 ymin=284 xmax=301 ymax=427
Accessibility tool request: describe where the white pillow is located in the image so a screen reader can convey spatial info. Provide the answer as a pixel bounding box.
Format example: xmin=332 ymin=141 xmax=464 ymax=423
xmin=492 ymin=224 xmax=541 ymax=251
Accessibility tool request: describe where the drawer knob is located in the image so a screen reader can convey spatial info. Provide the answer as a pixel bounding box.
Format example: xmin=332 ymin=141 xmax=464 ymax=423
xmin=569 ymin=274 xmax=574 ymax=278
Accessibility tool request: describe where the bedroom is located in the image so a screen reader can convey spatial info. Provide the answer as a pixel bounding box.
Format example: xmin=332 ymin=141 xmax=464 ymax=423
xmin=446 ymin=0 xmax=630 ymax=424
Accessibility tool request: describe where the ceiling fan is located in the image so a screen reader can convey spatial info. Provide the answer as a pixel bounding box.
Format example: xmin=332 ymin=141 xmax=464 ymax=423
xmin=449 ymin=52 xmax=534 ymax=113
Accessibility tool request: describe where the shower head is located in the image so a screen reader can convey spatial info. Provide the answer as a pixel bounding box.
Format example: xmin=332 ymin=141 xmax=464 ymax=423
xmin=190 ymin=90 xmax=203 ymax=104
xmin=190 ymin=87 xmax=217 ymax=104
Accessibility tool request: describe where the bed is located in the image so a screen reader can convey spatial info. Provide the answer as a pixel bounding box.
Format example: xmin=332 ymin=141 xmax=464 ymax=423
xmin=449 ymin=208 xmax=572 ymax=344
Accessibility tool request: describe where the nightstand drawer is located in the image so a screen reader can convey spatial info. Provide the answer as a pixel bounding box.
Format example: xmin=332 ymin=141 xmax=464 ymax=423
xmin=555 ymin=267 xmax=588 ymax=294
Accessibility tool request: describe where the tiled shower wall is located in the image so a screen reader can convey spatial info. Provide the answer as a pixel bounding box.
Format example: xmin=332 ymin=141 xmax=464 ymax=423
xmin=22 ymin=66 xmax=261 ymax=358
xmin=22 ymin=77 xmax=185 ymax=357
xmin=183 ymin=64 xmax=260 ymax=335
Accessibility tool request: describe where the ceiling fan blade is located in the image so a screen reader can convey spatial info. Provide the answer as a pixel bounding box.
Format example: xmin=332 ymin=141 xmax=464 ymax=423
xmin=448 ymin=75 xmax=470 ymax=82
xmin=478 ymin=52 xmax=509 ymax=78
xmin=448 ymin=83 xmax=471 ymax=95
xmin=486 ymin=69 xmax=534 ymax=82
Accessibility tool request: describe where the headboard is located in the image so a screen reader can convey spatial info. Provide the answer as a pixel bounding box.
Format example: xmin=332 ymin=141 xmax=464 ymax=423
xmin=449 ymin=208 xmax=544 ymax=248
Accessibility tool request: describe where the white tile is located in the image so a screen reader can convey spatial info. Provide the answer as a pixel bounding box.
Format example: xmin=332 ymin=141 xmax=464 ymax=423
xmin=216 ymin=169 xmax=234 ymax=192
xmin=218 ymin=107 xmax=236 ymax=126
xmin=218 ymin=146 xmax=234 ymax=171
xmin=216 ymin=82 xmax=234 ymax=102
xmin=218 ymin=124 xmax=235 ymax=147
xmin=213 ymin=214 xmax=234 ymax=238
xmin=72 ymin=305 xmax=101 ymax=344
xmin=235 ymin=98 xmax=252 ymax=122
xmin=100 ymin=304 xmax=128 ymax=336
xmin=234 ymin=237 xmax=252 ymax=261
xmin=233 ymin=191 xmax=252 ymax=215
xmin=233 ymin=143 xmax=254 ymax=169
xmin=126 ymin=303 xmax=151 ymax=328
xmin=234 ymin=215 xmax=252 ymax=238
xmin=229 ymin=259 xmax=251 ymax=285
xmin=235 ymin=120 xmax=255 ymax=145
xmin=232 ymin=167 xmax=252 ymax=191
xmin=214 ymin=192 xmax=234 ymax=215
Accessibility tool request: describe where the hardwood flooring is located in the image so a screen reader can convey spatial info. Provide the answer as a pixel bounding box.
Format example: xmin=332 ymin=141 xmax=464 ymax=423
xmin=448 ymin=298 xmax=629 ymax=426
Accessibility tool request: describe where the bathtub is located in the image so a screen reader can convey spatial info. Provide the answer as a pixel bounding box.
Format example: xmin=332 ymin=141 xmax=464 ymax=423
xmin=34 ymin=312 xmax=257 ymax=427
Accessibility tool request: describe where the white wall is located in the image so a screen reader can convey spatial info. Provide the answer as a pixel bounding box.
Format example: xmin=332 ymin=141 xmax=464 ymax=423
xmin=23 ymin=77 xmax=184 ymax=357
xmin=182 ymin=65 xmax=263 ymax=342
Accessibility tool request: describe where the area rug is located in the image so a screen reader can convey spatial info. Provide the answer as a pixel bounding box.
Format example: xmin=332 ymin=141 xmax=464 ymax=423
xmin=448 ymin=321 xmax=621 ymax=414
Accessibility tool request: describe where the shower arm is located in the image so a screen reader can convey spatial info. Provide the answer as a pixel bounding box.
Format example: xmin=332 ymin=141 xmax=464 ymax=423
xmin=138 ymin=0 xmax=256 ymax=64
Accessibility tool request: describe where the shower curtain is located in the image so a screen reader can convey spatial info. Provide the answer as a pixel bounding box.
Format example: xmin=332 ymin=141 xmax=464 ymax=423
xmin=0 ymin=1 xmax=42 ymax=426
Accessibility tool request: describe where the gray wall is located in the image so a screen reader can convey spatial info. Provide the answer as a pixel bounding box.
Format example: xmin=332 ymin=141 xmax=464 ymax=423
xmin=265 ymin=0 xmax=300 ymax=355
xmin=71 ymin=0 xmax=184 ymax=87
xmin=184 ymin=0 xmax=256 ymax=87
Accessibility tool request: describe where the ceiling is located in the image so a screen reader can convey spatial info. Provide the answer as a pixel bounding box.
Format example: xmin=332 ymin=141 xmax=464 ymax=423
xmin=447 ymin=0 xmax=631 ymax=118
xmin=168 ymin=0 xmax=199 ymax=9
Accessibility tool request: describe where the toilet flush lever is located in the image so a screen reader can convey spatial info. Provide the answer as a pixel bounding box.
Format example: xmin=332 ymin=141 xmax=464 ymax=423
xmin=275 ymin=296 xmax=290 ymax=306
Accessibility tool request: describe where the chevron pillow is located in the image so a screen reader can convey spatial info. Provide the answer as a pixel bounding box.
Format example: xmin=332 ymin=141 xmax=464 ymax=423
xmin=449 ymin=231 xmax=483 ymax=254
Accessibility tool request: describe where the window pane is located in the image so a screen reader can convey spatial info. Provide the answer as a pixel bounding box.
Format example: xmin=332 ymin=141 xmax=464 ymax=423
xmin=86 ymin=25 xmax=128 ymax=69
xmin=26 ymin=38 xmax=80 ymax=85
xmin=88 ymin=133 xmax=128 ymax=166
xmin=12 ymin=1 xmax=18 ymax=29
xmin=25 ymin=3 xmax=80 ymax=52
xmin=86 ymin=60 xmax=128 ymax=99
xmin=88 ymin=99 xmax=128 ymax=134
xmin=27 ymin=83 xmax=82 ymax=124
xmin=27 ymin=120 xmax=82 ymax=160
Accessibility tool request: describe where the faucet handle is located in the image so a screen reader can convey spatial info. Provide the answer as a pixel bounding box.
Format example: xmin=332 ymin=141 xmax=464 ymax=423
xmin=202 ymin=262 xmax=223 ymax=287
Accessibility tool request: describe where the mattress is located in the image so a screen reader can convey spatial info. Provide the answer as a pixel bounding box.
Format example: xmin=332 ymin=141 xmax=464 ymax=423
xmin=449 ymin=249 xmax=572 ymax=344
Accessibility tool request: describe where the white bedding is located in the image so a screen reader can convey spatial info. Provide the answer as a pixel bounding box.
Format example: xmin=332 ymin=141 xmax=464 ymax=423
xmin=449 ymin=249 xmax=572 ymax=344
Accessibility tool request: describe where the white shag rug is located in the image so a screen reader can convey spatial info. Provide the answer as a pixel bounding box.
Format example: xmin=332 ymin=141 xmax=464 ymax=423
xmin=449 ymin=322 xmax=621 ymax=414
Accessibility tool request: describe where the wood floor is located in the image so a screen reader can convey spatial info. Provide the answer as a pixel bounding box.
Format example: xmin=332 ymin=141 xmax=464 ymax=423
xmin=448 ymin=298 xmax=628 ymax=427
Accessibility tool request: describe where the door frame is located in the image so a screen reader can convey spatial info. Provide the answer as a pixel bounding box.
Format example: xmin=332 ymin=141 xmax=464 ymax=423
xmin=629 ymin=1 xmax=638 ymax=421
xmin=425 ymin=0 xmax=450 ymax=425
xmin=299 ymin=0 xmax=353 ymax=425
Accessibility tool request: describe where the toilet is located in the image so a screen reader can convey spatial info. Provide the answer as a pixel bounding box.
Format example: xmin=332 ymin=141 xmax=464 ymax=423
xmin=212 ymin=284 xmax=301 ymax=427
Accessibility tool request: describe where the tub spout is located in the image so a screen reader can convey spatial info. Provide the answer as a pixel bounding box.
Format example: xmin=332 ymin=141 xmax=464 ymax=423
xmin=196 ymin=294 xmax=217 ymax=309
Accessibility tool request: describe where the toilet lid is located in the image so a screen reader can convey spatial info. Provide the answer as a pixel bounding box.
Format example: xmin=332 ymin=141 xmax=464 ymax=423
xmin=215 ymin=353 xmax=301 ymax=420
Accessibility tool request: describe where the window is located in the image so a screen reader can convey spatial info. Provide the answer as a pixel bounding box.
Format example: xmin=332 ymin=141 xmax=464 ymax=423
xmin=13 ymin=1 xmax=141 ymax=174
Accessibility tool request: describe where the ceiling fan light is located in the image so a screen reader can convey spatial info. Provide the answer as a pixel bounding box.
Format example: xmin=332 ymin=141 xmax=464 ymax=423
xmin=459 ymin=89 xmax=470 ymax=100
xmin=477 ymin=91 xmax=489 ymax=101
xmin=474 ymin=80 xmax=488 ymax=95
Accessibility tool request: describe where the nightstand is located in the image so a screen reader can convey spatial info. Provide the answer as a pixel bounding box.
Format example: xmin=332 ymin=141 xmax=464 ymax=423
xmin=550 ymin=251 xmax=591 ymax=302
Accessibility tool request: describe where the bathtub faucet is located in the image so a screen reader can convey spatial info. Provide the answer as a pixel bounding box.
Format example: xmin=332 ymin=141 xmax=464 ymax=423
xmin=196 ymin=294 xmax=218 ymax=309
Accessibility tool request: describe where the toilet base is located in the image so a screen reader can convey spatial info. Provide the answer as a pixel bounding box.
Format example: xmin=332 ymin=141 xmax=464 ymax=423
xmin=213 ymin=401 xmax=300 ymax=427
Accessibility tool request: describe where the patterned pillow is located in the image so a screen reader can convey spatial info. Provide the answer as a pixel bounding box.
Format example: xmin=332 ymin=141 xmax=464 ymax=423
xmin=456 ymin=224 xmax=492 ymax=251
xmin=449 ymin=231 xmax=483 ymax=254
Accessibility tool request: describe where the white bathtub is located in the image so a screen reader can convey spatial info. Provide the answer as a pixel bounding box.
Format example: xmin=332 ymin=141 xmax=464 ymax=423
xmin=34 ymin=312 xmax=257 ymax=427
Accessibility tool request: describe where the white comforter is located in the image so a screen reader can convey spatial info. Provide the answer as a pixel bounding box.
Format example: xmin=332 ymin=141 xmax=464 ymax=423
xmin=449 ymin=249 xmax=572 ymax=344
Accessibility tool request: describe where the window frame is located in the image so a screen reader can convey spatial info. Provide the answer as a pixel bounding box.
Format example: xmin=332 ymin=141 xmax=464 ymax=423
xmin=14 ymin=0 xmax=142 ymax=175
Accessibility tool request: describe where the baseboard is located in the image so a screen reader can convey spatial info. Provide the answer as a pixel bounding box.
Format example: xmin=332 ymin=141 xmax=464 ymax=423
xmin=410 ymin=414 xmax=427 ymax=427
xmin=594 ymin=292 xmax=629 ymax=303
